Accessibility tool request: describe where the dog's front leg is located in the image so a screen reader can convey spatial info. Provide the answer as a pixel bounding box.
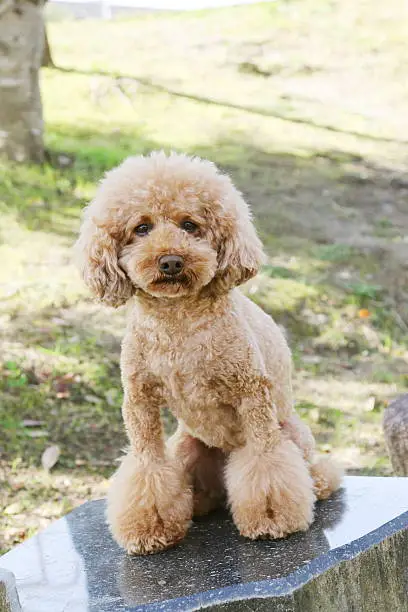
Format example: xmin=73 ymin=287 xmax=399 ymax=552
xmin=107 ymin=383 xmax=193 ymax=555
xmin=225 ymin=392 xmax=316 ymax=540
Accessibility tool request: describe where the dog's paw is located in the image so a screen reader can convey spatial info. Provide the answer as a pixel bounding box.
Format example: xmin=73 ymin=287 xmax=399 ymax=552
xmin=233 ymin=497 xmax=313 ymax=540
xmin=110 ymin=484 xmax=192 ymax=555
xmin=107 ymin=452 xmax=193 ymax=554
xmin=123 ymin=514 xmax=189 ymax=555
xmin=226 ymin=439 xmax=315 ymax=540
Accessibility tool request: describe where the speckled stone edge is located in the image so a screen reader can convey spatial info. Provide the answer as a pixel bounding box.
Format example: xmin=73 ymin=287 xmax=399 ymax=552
xmin=292 ymin=527 xmax=408 ymax=612
xmin=0 ymin=569 xmax=21 ymax=612
xmin=135 ymin=509 xmax=408 ymax=611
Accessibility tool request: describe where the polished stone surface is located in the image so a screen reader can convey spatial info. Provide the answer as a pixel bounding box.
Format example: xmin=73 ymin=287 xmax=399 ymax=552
xmin=1 ymin=476 xmax=408 ymax=611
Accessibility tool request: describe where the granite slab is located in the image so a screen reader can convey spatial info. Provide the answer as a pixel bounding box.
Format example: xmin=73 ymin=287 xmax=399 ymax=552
xmin=1 ymin=476 xmax=408 ymax=611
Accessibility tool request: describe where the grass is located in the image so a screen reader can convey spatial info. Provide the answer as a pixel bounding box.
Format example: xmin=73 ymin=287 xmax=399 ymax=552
xmin=1 ymin=0 xmax=408 ymax=553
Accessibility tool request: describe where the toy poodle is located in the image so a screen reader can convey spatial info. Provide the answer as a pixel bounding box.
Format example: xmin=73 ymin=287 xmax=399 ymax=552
xmin=75 ymin=151 xmax=342 ymax=555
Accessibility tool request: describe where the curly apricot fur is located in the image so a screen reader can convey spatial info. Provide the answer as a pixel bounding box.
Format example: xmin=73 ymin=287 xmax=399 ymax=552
xmin=75 ymin=151 xmax=342 ymax=554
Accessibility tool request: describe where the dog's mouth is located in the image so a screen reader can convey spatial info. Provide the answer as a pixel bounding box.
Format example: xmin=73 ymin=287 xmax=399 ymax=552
xmin=152 ymin=274 xmax=189 ymax=286
xmin=147 ymin=274 xmax=193 ymax=297
xmin=150 ymin=274 xmax=191 ymax=290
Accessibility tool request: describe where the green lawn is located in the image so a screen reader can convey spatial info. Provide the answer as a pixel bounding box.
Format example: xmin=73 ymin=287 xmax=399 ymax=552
xmin=1 ymin=0 xmax=408 ymax=553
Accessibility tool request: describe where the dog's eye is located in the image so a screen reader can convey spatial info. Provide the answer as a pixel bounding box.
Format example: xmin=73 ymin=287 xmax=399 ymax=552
xmin=181 ymin=220 xmax=198 ymax=234
xmin=134 ymin=223 xmax=152 ymax=236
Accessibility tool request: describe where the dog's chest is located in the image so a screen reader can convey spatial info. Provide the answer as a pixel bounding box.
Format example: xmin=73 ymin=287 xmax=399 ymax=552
xmin=141 ymin=325 xmax=253 ymax=449
xmin=145 ymin=327 xmax=216 ymax=387
xmin=142 ymin=317 xmax=260 ymax=400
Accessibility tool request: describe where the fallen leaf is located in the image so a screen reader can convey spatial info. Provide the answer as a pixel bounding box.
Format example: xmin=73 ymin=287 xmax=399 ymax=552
xmin=359 ymin=308 xmax=371 ymax=318
xmin=364 ymin=396 xmax=376 ymax=412
xmin=21 ymin=419 xmax=44 ymax=427
xmin=84 ymin=394 xmax=102 ymax=404
xmin=41 ymin=445 xmax=61 ymax=471
xmin=4 ymin=502 xmax=23 ymax=515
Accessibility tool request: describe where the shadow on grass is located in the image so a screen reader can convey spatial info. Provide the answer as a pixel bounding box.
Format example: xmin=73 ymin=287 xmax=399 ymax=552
xmin=3 ymin=123 xmax=408 ymax=252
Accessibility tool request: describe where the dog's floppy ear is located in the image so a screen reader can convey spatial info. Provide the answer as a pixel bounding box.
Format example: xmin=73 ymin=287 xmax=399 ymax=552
xmin=209 ymin=188 xmax=265 ymax=293
xmin=74 ymin=206 xmax=134 ymax=308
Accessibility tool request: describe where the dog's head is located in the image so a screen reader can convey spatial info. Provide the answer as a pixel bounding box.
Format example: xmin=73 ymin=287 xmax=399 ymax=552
xmin=75 ymin=152 xmax=264 ymax=306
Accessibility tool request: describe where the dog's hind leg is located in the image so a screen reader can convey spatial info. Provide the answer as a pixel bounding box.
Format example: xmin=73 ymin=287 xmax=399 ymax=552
xmin=280 ymin=413 xmax=316 ymax=462
xmin=281 ymin=413 xmax=343 ymax=500
xmin=168 ymin=423 xmax=227 ymax=517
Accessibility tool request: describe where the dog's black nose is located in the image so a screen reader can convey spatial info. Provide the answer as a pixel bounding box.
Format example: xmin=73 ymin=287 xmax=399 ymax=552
xmin=158 ymin=254 xmax=184 ymax=276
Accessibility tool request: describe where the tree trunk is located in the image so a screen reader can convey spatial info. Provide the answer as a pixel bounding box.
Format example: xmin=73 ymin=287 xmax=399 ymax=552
xmin=42 ymin=26 xmax=54 ymax=68
xmin=0 ymin=0 xmax=45 ymax=162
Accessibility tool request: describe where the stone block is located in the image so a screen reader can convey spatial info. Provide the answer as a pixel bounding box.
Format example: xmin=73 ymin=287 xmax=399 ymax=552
xmin=1 ymin=476 xmax=408 ymax=611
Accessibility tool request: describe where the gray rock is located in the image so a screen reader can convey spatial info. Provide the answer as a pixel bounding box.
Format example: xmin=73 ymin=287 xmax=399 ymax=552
xmin=384 ymin=394 xmax=408 ymax=475
xmin=1 ymin=476 xmax=408 ymax=611
xmin=0 ymin=569 xmax=21 ymax=612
